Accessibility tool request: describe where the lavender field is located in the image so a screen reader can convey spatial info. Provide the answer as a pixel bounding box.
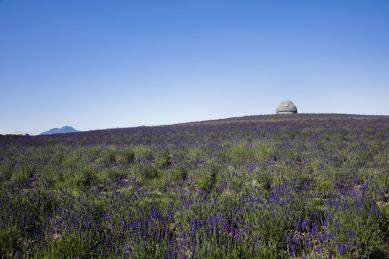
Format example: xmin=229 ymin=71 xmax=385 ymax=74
xmin=1 ymin=114 xmax=389 ymax=258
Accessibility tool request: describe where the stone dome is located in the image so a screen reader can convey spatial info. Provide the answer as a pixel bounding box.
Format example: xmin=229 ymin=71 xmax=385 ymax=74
xmin=276 ymin=100 xmax=297 ymax=114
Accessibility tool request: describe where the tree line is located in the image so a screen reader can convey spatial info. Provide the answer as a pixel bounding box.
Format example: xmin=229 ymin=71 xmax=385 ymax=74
xmin=0 ymin=133 xmax=29 ymax=139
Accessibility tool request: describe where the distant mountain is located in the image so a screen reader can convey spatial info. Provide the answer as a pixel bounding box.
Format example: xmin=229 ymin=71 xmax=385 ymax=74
xmin=39 ymin=126 xmax=79 ymax=135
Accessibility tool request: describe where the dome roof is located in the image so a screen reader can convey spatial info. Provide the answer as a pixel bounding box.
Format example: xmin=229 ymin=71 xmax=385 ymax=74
xmin=276 ymin=100 xmax=297 ymax=114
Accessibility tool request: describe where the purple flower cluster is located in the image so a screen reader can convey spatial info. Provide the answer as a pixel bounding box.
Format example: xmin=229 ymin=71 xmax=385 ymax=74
xmin=0 ymin=114 xmax=389 ymax=258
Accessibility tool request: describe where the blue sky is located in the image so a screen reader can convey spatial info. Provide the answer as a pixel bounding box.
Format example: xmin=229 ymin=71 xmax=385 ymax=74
xmin=1 ymin=1 xmax=388 ymax=135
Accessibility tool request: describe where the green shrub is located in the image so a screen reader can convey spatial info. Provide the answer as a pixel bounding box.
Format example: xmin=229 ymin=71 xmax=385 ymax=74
xmin=0 ymin=227 xmax=22 ymax=258
xmin=136 ymin=165 xmax=158 ymax=180
xmin=156 ymin=150 xmax=171 ymax=169
xmin=187 ymin=147 xmax=204 ymax=161
xmin=172 ymin=167 xmax=188 ymax=181
xmin=133 ymin=145 xmax=153 ymax=160
xmin=121 ymin=148 xmax=135 ymax=163
xmin=43 ymin=233 xmax=95 ymax=259
xmin=77 ymin=169 xmax=100 ymax=189
xmin=252 ymin=140 xmax=277 ymax=161
xmin=105 ymin=149 xmax=117 ymax=163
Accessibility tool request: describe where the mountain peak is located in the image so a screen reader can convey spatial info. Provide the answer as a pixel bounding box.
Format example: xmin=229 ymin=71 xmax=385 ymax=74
xmin=39 ymin=126 xmax=79 ymax=135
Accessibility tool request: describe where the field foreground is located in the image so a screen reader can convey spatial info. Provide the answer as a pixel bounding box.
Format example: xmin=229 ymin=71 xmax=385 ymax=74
xmin=1 ymin=114 xmax=389 ymax=258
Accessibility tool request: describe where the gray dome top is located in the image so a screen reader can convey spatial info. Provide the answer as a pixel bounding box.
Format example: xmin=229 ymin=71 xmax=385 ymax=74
xmin=276 ymin=100 xmax=297 ymax=114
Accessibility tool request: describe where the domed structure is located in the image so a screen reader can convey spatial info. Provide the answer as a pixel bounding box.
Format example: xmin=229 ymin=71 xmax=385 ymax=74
xmin=276 ymin=100 xmax=297 ymax=114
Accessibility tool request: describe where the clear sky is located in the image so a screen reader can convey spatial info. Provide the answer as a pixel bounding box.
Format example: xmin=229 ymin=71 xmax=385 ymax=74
xmin=1 ymin=0 xmax=388 ymax=135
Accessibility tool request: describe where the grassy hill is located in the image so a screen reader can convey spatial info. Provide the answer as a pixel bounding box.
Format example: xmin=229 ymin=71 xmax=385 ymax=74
xmin=1 ymin=114 xmax=389 ymax=258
